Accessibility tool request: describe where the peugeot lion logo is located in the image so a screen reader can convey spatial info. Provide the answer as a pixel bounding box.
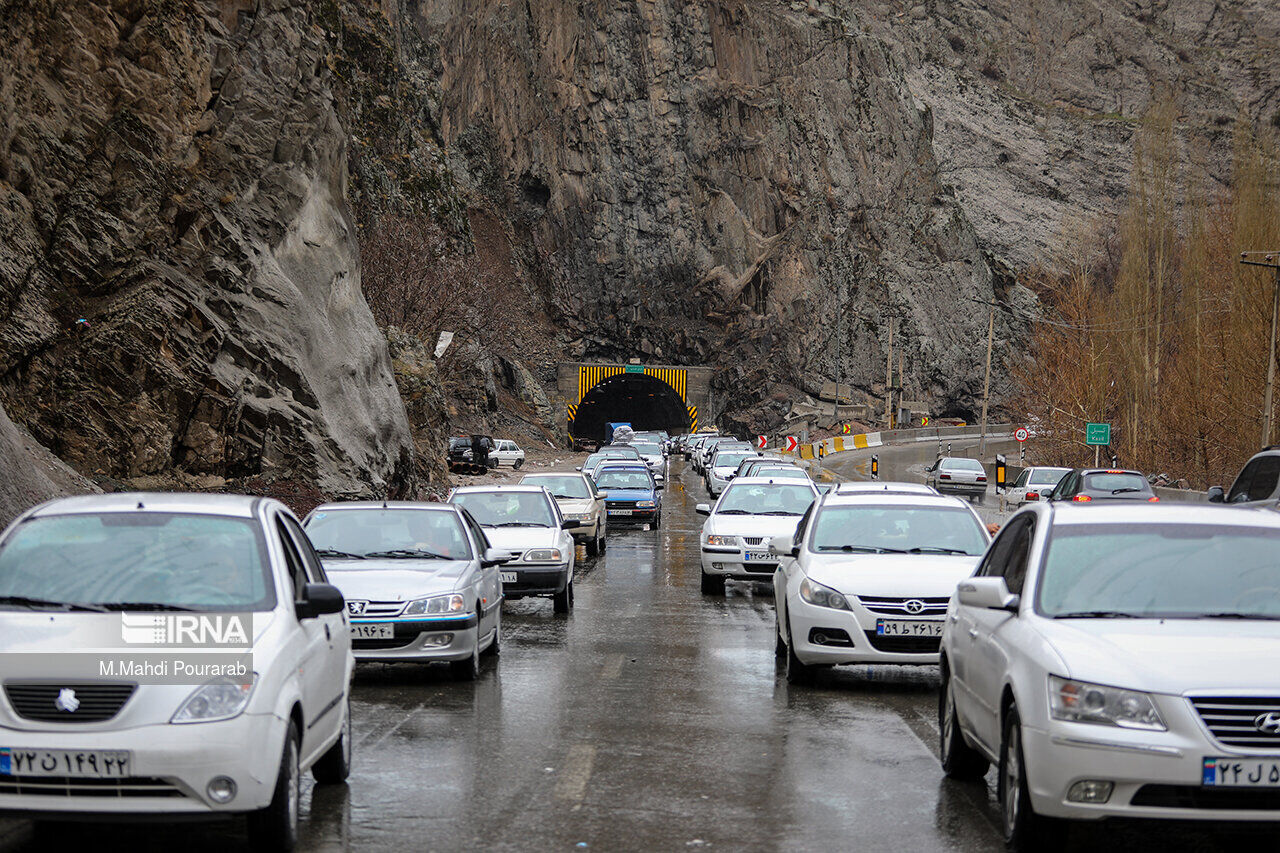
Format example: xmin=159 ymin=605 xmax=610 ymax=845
xmin=54 ymin=688 xmax=80 ymax=714
xmin=904 ymin=599 xmax=926 ymax=615
xmin=346 ymin=600 xmax=367 ymax=616
xmin=1254 ymin=712 xmax=1280 ymax=735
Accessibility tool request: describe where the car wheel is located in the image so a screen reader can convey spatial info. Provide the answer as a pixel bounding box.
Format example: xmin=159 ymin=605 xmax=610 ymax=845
xmin=785 ymin=618 xmax=815 ymax=685
xmin=482 ymin=607 xmax=501 ymax=657
xmin=311 ymin=696 xmax=352 ymax=784
xmin=700 ymin=570 xmax=725 ymax=595
xmin=999 ymin=705 xmax=1065 ymax=851
xmin=513 ymin=458 xmax=523 ymax=469
xmin=553 ymin=578 xmax=572 ymax=613
xmin=586 ymin=533 xmax=600 ymax=557
xmin=774 ymin=610 xmax=787 ymax=658
xmin=939 ymin=664 xmax=988 ymax=779
xmin=247 ymin=720 xmax=300 ymax=852
xmin=652 ymin=512 xmax=661 ymax=530
xmin=449 ymin=625 xmax=481 ymax=681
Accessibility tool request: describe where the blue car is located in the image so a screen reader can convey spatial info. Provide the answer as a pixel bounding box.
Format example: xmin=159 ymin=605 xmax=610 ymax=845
xmin=593 ymin=463 xmax=662 ymax=529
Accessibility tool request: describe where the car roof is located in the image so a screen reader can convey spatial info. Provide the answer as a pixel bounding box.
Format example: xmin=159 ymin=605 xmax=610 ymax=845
xmin=521 ymin=472 xmax=587 ymax=480
xmin=834 ymin=481 xmax=938 ymax=495
xmin=596 ymin=462 xmax=649 ymax=470
xmin=310 ymin=501 xmax=455 ymax=512
xmin=728 ymin=476 xmax=818 ymax=489
xmin=938 ymin=456 xmax=983 ymax=465
xmin=450 ymin=485 xmax=551 ymax=495
xmin=26 ymin=492 xmax=264 ymax=519
xmin=820 ymin=491 xmax=971 ymax=509
xmin=1046 ymin=502 xmax=1277 ymax=527
xmin=1078 ymin=468 xmax=1143 ymax=476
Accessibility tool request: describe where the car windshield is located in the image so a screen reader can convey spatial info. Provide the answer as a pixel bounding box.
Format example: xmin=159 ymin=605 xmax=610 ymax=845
xmin=522 ymin=476 xmax=592 ymax=500
xmin=1029 ymin=469 xmax=1069 ymax=486
xmin=810 ymin=505 xmax=988 ymax=556
xmin=1038 ymin=523 xmax=1280 ymax=619
xmin=632 ymin=443 xmax=662 ymax=455
xmin=752 ymin=468 xmax=808 ymax=480
xmin=717 ymin=484 xmax=815 ymax=516
xmin=0 ymin=513 xmax=274 ymax=611
xmin=451 ymin=492 xmax=557 ymax=528
xmin=1083 ymin=472 xmax=1148 ymax=493
xmin=582 ymin=454 xmax=603 ymax=469
xmin=595 ymin=470 xmax=653 ymax=490
xmin=714 ymin=452 xmax=754 ymax=469
xmin=305 ymin=509 xmax=471 ymax=562
xmin=601 ymin=447 xmax=641 ymax=458
xmin=943 ymin=458 xmax=984 ymax=472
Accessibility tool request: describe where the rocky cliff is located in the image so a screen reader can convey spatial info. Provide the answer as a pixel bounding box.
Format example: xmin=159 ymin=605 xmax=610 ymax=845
xmin=0 ymin=0 xmax=414 ymax=498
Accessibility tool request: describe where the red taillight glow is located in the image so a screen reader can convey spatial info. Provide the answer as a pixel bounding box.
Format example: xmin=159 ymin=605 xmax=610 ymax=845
xmin=1026 ymin=492 xmax=1039 ymax=501
xmin=1072 ymin=495 xmax=1092 ymax=502
xmin=977 ymin=476 xmax=987 ymax=482
xmin=940 ymin=474 xmax=951 ymax=480
xmin=1148 ymin=496 xmax=1160 ymax=502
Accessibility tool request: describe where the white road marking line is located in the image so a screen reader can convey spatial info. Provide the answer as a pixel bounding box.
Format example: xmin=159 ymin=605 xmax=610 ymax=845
xmin=358 ymin=702 xmax=425 ymax=749
xmin=554 ymin=743 xmax=597 ymax=803
xmin=601 ymin=653 xmax=625 ymax=680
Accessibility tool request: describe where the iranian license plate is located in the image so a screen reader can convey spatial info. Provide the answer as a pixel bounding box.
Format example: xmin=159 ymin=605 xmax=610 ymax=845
xmin=1203 ymin=757 xmax=1280 ymax=787
xmin=0 ymin=747 xmax=131 ymax=778
xmin=609 ymin=509 xmax=633 ymax=516
xmin=500 ymin=572 xmax=519 ymax=583
xmin=350 ymin=623 xmax=393 ymax=640
xmin=743 ymin=551 xmax=772 ymax=562
xmin=876 ymin=619 xmax=944 ymax=637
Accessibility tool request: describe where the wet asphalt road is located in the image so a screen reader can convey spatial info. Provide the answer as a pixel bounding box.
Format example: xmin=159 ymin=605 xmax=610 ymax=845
xmin=3 ymin=452 xmax=1276 ymax=851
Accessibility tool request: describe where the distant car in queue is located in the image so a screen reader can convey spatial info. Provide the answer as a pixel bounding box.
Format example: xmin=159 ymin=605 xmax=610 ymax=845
xmin=1000 ymin=466 xmax=1071 ymax=511
xmin=579 ymin=445 xmax=643 ymax=479
xmin=593 ymin=463 xmax=662 ymax=529
xmin=925 ymin=457 xmax=989 ymax=502
xmin=695 ymin=477 xmax=820 ymax=594
xmin=1046 ymin=468 xmax=1158 ymax=503
xmin=520 ymin=472 xmax=608 ymax=556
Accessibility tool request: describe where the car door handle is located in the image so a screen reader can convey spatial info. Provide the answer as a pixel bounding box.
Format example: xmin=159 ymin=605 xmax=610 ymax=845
xmin=967 ymin=628 xmax=979 ymax=639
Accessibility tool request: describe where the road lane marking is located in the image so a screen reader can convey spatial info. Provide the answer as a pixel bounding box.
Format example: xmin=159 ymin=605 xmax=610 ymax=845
xmin=554 ymin=743 xmax=596 ymax=803
xmin=357 ymin=702 xmax=425 ymax=750
xmin=600 ymin=653 xmax=625 ymax=680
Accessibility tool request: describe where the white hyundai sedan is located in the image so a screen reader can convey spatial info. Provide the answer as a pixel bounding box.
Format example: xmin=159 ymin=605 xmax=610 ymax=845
xmin=696 ymin=477 xmax=819 ymax=595
xmin=772 ymin=487 xmax=990 ymax=684
xmin=940 ymin=503 xmax=1280 ymax=849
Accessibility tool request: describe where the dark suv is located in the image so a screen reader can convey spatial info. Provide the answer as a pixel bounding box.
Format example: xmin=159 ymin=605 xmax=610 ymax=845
xmin=1047 ymin=468 xmax=1157 ymax=503
xmin=1209 ymin=449 xmax=1280 ymax=506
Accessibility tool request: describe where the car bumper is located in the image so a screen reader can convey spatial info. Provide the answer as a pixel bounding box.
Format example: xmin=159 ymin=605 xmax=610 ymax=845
xmin=700 ymin=548 xmax=778 ymax=580
xmin=501 ymin=564 xmax=570 ymax=598
xmin=0 ymin=711 xmax=288 ymax=816
xmin=568 ymin=517 xmax=603 ymax=542
xmin=350 ymin=614 xmax=479 ymax=662
xmin=707 ymin=477 xmax=731 ymax=495
xmin=606 ymin=508 xmax=658 ymax=526
xmin=787 ymin=597 xmax=943 ymax=665
xmin=1022 ymin=718 xmax=1280 ymax=822
xmin=935 ymin=482 xmax=986 ymax=495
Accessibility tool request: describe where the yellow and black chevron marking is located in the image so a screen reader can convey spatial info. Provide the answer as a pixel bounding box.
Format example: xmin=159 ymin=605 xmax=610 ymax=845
xmin=577 ymin=365 xmax=689 ymax=403
xmin=687 ymin=406 xmax=697 ymax=431
xmin=567 ymin=404 xmax=578 ymax=424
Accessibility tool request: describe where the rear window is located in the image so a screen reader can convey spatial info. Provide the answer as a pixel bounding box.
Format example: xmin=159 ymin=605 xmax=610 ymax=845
xmin=714 ymin=452 xmax=753 ymax=468
xmin=1029 ymin=469 xmax=1069 ymax=486
xmin=1083 ymin=473 xmax=1148 ymax=493
xmin=943 ymin=458 xmax=984 ymax=472
xmin=522 ymin=475 xmax=592 ymax=500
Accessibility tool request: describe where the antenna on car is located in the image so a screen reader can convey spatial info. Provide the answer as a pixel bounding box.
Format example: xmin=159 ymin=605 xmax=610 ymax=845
xmin=382 ymin=499 xmax=388 ymax=509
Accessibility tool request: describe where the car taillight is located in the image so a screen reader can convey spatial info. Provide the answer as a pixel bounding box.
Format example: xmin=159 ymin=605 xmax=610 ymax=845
xmin=1148 ymin=496 xmax=1160 ymax=502
xmin=1072 ymin=495 xmax=1092 ymax=502
xmin=1026 ymin=492 xmax=1039 ymax=501
xmin=977 ymin=476 xmax=987 ymax=482
xmin=940 ymin=473 xmax=951 ymax=480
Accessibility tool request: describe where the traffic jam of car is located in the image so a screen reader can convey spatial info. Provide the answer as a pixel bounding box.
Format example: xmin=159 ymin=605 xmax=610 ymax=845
xmin=0 ymin=428 xmax=1276 ymax=850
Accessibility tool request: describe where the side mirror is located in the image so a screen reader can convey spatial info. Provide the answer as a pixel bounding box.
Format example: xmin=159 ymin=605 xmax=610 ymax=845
xmin=956 ymin=577 xmax=1019 ymax=612
xmin=575 ymin=466 xmax=582 ymax=472
xmin=481 ymin=547 xmax=515 ymax=568
xmin=727 ymin=474 xmax=735 ymax=480
xmin=596 ymin=492 xmax=608 ymax=500
xmin=561 ymin=519 xmax=582 ymax=530
xmin=695 ymin=503 xmax=711 ymax=516
xmin=654 ymin=481 xmax=665 ymax=490
xmin=768 ymin=536 xmax=799 ymax=558
xmin=296 ymin=583 xmax=345 ymax=620
xmin=1207 ymin=486 xmax=1225 ymax=504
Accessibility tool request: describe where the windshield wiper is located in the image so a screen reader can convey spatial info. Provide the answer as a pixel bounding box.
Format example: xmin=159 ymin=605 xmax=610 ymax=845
xmin=0 ymin=595 xmax=108 ymax=612
xmin=363 ymin=549 xmax=451 ymax=560
xmin=907 ymin=546 xmax=971 ymax=555
xmin=817 ymin=545 xmax=906 ymax=554
xmin=489 ymin=522 xmax=548 ymax=528
xmin=1111 ymin=487 xmax=1143 ymax=494
xmin=315 ymin=549 xmax=365 ymax=560
xmin=1195 ymin=612 xmax=1280 ymax=621
xmin=716 ymin=509 xmax=754 ymax=515
xmin=1053 ymin=610 xmax=1140 ymax=619
xmin=95 ymin=602 xmax=200 ymax=611
xmin=758 ymin=510 xmax=803 ymax=516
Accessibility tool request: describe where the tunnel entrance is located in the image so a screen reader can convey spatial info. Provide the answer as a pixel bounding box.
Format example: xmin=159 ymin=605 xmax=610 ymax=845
xmin=571 ymin=373 xmax=691 ymax=444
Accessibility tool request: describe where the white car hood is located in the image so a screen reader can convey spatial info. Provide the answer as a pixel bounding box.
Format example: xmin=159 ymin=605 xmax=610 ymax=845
xmin=704 ymin=515 xmax=804 ymax=540
xmin=806 ymin=554 xmax=980 ymax=598
xmin=556 ymin=498 xmax=597 ymax=515
xmin=1043 ymin=620 xmax=1280 ymax=695
xmin=481 ymin=527 xmax=562 ymax=553
xmin=324 ymin=560 xmax=473 ymax=600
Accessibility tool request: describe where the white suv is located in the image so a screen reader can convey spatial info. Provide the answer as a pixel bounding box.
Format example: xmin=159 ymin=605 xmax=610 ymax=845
xmin=491 ymin=440 xmax=526 ymax=469
xmin=940 ymin=502 xmax=1280 ymax=849
xmin=0 ymin=493 xmax=353 ymax=851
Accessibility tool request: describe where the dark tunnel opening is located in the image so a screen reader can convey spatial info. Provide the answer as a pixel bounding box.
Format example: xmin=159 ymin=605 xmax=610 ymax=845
xmin=572 ymin=373 xmax=691 ymax=443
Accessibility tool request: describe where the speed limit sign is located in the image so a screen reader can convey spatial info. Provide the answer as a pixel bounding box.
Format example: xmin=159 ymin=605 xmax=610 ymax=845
xmin=1014 ymin=427 xmax=1029 ymax=442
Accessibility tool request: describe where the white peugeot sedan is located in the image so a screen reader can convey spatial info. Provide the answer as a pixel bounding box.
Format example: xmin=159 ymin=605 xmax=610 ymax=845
xmin=0 ymin=493 xmax=352 ymax=851
xmin=448 ymin=486 xmax=579 ymax=613
xmin=303 ymin=502 xmax=509 ymax=680
xmin=940 ymin=503 xmax=1280 ymax=849
xmin=1000 ymin=466 xmax=1071 ymax=511
xmin=704 ymin=448 xmax=761 ymax=497
xmin=520 ymin=472 xmax=608 ymax=556
xmin=772 ymin=487 xmax=990 ymax=684
xmin=695 ymin=477 xmax=820 ymax=595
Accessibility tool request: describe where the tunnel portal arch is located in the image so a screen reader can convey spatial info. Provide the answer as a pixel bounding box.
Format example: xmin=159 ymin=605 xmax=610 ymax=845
xmin=569 ymin=370 xmax=693 ymax=444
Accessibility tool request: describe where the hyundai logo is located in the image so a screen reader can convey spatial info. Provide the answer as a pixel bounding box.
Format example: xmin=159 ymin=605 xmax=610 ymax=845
xmin=904 ymin=599 xmax=926 ymax=615
xmin=54 ymin=688 xmax=80 ymax=713
xmin=346 ymin=600 xmax=368 ymax=616
xmin=1255 ymin=712 xmax=1280 ymax=735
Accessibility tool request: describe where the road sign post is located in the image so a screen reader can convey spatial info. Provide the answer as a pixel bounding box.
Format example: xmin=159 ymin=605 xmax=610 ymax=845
xmin=755 ymin=435 xmax=767 ymax=450
xmin=1085 ymin=422 xmax=1111 ymax=468
xmin=871 ymin=454 xmax=879 ymax=480
xmin=1014 ymin=427 xmax=1029 ymax=443
xmin=996 ymin=454 xmax=1007 ymax=492
xmin=784 ymin=436 xmax=798 ymax=453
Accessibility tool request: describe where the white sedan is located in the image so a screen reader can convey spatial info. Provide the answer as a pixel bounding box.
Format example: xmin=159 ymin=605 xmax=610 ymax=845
xmin=696 ymin=477 xmax=820 ymax=594
xmin=1000 ymin=466 xmax=1070 ymax=511
xmin=520 ymin=472 xmax=608 ymax=556
xmin=772 ymin=487 xmax=990 ymax=683
xmin=940 ymin=503 xmax=1280 ymax=849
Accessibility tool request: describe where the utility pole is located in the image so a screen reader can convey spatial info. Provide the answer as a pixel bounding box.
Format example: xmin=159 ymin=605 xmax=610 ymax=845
xmin=1242 ymin=252 xmax=1280 ymax=447
xmin=884 ymin=319 xmax=894 ymax=430
xmin=978 ymin=305 xmax=995 ymax=455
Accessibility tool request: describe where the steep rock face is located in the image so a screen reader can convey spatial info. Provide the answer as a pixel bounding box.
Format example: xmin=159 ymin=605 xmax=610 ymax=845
xmin=414 ymin=1 xmax=1024 ymax=417
xmin=0 ymin=0 xmax=413 ymax=496
xmin=0 ymin=401 xmax=97 ymax=526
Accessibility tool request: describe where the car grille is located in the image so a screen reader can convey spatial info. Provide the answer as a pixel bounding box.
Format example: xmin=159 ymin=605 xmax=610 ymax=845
xmin=863 ymin=632 xmax=941 ymax=654
xmin=4 ymin=683 xmax=136 ymax=724
xmin=352 ymin=638 xmax=416 ymax=651
xmin=347 ymin=600 xmax=405 ymax=618
xmin=0 ymin=775 xmax=185 ymax=798
xmin=858 ymin=596 xmax=951 ymax=616
xmin=742 ymin=537 xmax=765 ymax=546
xmin=742 ymin=563 xmax=775 ymax=574
xmin=1190 ymin=696 xmax=1280 ymax=750
xmin=609 ymin=501 xmax=639 ymax=510
xmin=1130 ymin=784 xmax=1280 ymax=810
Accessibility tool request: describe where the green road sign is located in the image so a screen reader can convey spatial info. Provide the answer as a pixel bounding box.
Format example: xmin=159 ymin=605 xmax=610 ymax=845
xmin=624 ymin=364 xmax=644 ymax=374
xmin=1085 ymin=422 xmax=1111 ymax=446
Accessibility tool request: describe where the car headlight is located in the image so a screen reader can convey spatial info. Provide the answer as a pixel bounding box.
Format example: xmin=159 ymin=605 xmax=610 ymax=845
xmin=403 ymin=593 xmax=466 ymax=616
xmin=636 ymin=500 xmax=656 ymax=508
xmin=1048 ymin=676 xmax=1166 ymax=731
xmin=171 ymin=675 xmax=257 ymax=724
xmin=799 ymin=578 xmax=851 ymax=611
xmin=705 ymin=534 xmax=737 ymax=546
xmin=524 ymin=549 xmax=563 ymax=562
